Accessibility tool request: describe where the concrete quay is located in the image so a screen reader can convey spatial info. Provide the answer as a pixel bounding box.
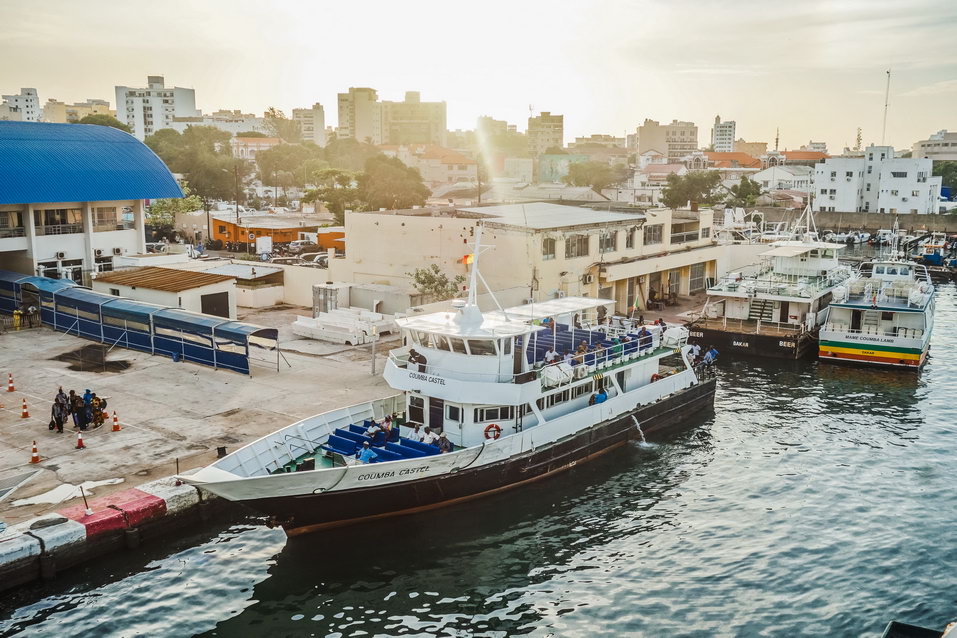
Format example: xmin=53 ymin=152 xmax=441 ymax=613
xmin=0 ymin=307 xmax=395 ymax=591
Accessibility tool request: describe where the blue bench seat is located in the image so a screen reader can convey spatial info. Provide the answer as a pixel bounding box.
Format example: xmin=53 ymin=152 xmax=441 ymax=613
xmin=386 ymin=442 xmax=427 ymax=458
xmin=400 ymin=438 xmax=441 ymax=456
xmin=322 ymin=434 xmax=359 ymax=456
xmin=371 ymin=448 xmax=403 ymax=463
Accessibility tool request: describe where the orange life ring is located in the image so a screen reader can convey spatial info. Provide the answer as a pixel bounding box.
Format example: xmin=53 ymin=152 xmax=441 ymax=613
xmin=651 ymin=373 xmax=661 ymax=382
xmin=484 ymin=423 xmax=502 ymax=440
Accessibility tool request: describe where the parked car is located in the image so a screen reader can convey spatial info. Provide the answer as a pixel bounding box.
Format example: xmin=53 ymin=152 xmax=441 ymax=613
xmin=287 ymin=240 xmax=319 ymax=254
xmin=300 ymin=252 xmax=329 ymax=268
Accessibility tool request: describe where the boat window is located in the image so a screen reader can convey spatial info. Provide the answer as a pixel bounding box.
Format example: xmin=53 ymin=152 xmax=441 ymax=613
xmin=536 ymin=389 xmax=571 ymax=410
xmin=449 ymin=338 xmax=468 ymax=354
xmin=571 ymin=381 xmax=594 ymax=398
xmin=899 ymin=266 xmax=910 ymax=276
xmin=446 ymin=405 xmax=461 ymax=422
xmin=881 ymin=312 xmax=894 ymax=321
xmin=467 ymin=339 xmax=497 ymax=356
xmin=873 ymin=265 xmax=885 ymax=274
xmin=474 ymin=406 xmax=514 ymax=422
xmin=408 ymin=395 xmax=425 ymax=425
xmin=434 ymin=336 xmax=452 ymax=351
xmin=501 ymin=338 xmax=512 ymax=355
xmin=885 ymin=266 xmax=898 ymax=275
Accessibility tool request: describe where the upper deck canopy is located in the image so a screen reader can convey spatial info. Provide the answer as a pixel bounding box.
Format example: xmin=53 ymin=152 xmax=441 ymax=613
xmin=398 ymin=296 xmax=616 ymax=339
xmin=760 ymin=241 xmax=846 ymax=258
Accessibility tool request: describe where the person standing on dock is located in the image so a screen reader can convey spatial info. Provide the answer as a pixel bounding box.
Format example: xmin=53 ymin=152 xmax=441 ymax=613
xmin=52 ymin=388 xmax=69 ymax=433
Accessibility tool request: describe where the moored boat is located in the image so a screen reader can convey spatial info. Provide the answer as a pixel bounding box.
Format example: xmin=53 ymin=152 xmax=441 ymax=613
xmin=181 ymin=228 xmax=717 ymax=534
xmin=819 ymin=258 xmax=934 ymax=369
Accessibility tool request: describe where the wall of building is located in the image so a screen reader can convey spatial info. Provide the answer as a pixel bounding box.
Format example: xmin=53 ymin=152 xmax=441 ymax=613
xmin=236 ymin=284 xmax=284 ymax=308
xmin=90 ymin=279 xmax=237 ymax=319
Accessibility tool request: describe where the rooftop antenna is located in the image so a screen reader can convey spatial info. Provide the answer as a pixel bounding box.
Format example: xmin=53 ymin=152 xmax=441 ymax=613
xmin=881 ymin=69 xmax=892 ymax=145
xmin=774 ymin=128 xmax=780 ymax=152
xmin=855 ymin=127 xmax=863 ymax=152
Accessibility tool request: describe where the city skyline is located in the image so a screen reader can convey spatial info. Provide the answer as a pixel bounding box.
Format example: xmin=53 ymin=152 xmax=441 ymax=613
xmin=1 ymin=0 xmax=955 ymax=151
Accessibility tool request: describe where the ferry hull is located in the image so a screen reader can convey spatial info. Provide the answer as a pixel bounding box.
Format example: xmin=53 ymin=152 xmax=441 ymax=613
xmin=818 ymin=338 xmax=928 ymax=369
xmin=244 ymin=379 xmax=716 ymax=535
xmin=688 ymin=325 xmax=815 ymax=359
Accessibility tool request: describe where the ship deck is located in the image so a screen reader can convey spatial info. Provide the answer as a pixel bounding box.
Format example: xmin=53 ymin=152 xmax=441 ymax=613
xmin=692 ymin=317 xmax=805 ymax=337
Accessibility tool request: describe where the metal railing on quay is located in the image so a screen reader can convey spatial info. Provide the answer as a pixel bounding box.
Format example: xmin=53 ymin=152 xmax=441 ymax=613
xmin=0 ymin=228 xmax=26 ymax=238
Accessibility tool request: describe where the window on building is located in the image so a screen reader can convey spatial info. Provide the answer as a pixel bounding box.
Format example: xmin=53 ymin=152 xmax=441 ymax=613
xmin=829 ymin=189 xmax=836 ymax=195
xmin=891 ymin=171 xmax=907 ymax=178
xmin=643 ymin=224 xmax=663 ymax=245
xmin=845 ymin=171 xmax=853 ymax=178
xmin=890 ymin=190 xmax=899 ymax=196
xmin=820 ymin=188 xmax=827 ymax=195
xmin=542 ymin=237 xmax=556 ymax=260
xmin=109 ymin=288 xmax=120 ymax=296
xmin=867 ymin=166 xmax=872 ymax=174
xmin=830 ymin=171 xmax=837 ymax=178
xmin=94 ymin=207 xmax=116 ymax=229
xmin=912 ymin=190 xmax=919 ymax=197
xmin=599 ymin=231 xmax=617 ymax=253
xmin=565 ymin=234 xmax=590 ymax=259
xmin=701 ymin=227 xmax=710 ymax=239
xmin=866 ymin=183 xmax=871 ymax=191
xmin=689 ymin=262 xmax=706 ymax=293
xmin=625 ymin=228 xmax=635 ymax=249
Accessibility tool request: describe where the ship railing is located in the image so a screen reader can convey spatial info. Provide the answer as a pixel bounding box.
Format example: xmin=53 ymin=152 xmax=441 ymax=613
xmin=389 ymin=336 xmax=664 ymax=386
xmin=695 ymin=316 xmax=806 ymax=336
xmin=822 ymin=323 xmax=924 ymax=339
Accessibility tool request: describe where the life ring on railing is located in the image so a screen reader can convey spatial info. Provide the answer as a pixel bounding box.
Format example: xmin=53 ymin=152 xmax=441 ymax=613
xmin=484 ymin=423 xmax=502 ymax=440
xmin=651 ymin=373 xmax=662 ymax=382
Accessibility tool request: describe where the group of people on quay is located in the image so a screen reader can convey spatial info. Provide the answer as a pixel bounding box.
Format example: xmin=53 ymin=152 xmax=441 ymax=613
xmin=354 ymin=416 xmax=454 ymax=464
xmin=49 ymin=387 xmax=108 ymax=434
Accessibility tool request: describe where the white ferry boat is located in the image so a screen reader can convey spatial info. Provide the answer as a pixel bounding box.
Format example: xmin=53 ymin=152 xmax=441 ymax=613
xmin=819 ymin=258 xmax=935 ymax=369
xmin=182 ymin=229 xmax=717 ymax=534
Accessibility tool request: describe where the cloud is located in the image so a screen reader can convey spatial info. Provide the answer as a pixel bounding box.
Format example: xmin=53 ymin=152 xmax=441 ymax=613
xmin=901 ymin=79 xmax=957 ymax=97
xmin=674 ymin=64 xmax=768 ymax=77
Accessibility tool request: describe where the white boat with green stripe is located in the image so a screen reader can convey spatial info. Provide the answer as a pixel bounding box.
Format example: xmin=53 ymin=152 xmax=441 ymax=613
xmin=819 ymin=259 xmax=934 ymax=369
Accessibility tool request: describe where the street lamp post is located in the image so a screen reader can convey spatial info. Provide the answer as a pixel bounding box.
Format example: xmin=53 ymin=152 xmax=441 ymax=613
xmin=370 ymin=325 xmax=378 ymax=375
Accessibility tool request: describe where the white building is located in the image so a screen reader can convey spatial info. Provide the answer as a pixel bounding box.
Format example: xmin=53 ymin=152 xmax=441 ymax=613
xmin=169 ymin=110 xmax=268 ymax=137
xmin=115 ymin=76 xmax=201 ymax=140
xmin=293 ymin=103 xmax=326 ymax=146
xmin=751 ymin=165 xmax=813 ymax=193
xmin=1 ymin=89 xmax=40 ymax=122
xmin=912 ymin=130 xmax=957 ymax=161
xmin=800 ymin=140 xmax=828 ymax=154
xmin=711 ymin=116 xmax=735 ymax=153
xmin=813 ymin=145 xmax=942 ymax=214
xmin=337 ymin=87 xmax=381 ymax=144
xmin=0 ymin=104 xmax=23 ymax=121
xmin=92 ymin=266 xmax=237 ymax=319
xmin=0 ymin=121 xmax=182 ymax=281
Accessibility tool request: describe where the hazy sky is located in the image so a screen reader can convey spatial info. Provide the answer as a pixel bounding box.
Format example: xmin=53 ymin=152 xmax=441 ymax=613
xmin=2 ymin=0 xmax=955 ymax=152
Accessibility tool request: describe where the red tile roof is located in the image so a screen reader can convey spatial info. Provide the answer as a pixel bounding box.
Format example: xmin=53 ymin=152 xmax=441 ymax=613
xmin=704 ymin=152 xmax=762 ymax=168
xmin=782 ymin=150 xmax=829 ymax=161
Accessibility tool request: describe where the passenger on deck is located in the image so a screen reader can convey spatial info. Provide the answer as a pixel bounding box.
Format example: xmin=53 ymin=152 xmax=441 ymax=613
xmin=703 ymin=345 xmax=719 ymax=365
xmin=407 ymin=423 xmax=425 ymax=442
xmin=563 ymin=351 xmax=574 ymax=366
xmin=355 ymin=441 xmax=378 ymax=464
xmin=422 ymin=427 xmax=439 ymax=446
xmin=594 ymin=389 xmax=608 ymax=403
xmin=379 ymin=418 xmax=393 ymax=438
xmin=611 ymin=338 xmax=623 ymax=358
xmin=438 ymin=432 xmax=454 ymax=453
xmin=544 ymin=347 xmax=560 ymax=364
xmin=637 ymin=326 xmax=651 ymax=350
xmin=657 ymin=318 xmax=667 ymax=329
xmin=690 ymin=342 xmax=702 ymax=362
xmin=365 ymin=421 xmax=382 ymax=438
xmin=573 ymin=313 xmax=582 ymax=329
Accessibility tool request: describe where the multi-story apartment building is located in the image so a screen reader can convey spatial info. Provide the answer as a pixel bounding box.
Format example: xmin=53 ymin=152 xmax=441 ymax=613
xmin=0 ymin=121 xmax=181 ymax=280
xmin=912 ymin=130 xmax=957 ymax=161
xmin=527 ymin=112 xmax=564 ymax=156
xmin=380 ymin=92 xmax=447 ymax=146
xmin=813 ymin=145 xmax=942 ymax=214
xmin=115 ymin=76 xmax=200 ymax=140
xmin=800 ymin=140 xmax=828 ymax=154
xmin=711 ymin=116 xmax=735 ymax=152
xmin=292 ymin=103 xmax=326 ymax=146
xmin=41 ymin=99 xmax=113 ymax=123
xmin=337 ymin=87 xmax=381 ymax=144
xmin=0 ymin=104 xmax=23 ymax=121
xmin=1 ymin=89 xmax=40 ymax=122
xmin=379 ymin=144 xmax=476 ymax=186
xmin=638 ymin=119 xmax=698 ymax=162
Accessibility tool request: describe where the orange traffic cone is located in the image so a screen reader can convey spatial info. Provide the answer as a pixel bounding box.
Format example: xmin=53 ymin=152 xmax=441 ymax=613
xmin=6 ymin=373 xmax=13 ymax=392
xmin=29 ymin=441 xmax=40 ymax=464
xmin=20 ymin=398 xmax=29 ymax=418
xmin=75 ymin=431 xmax=86 ymax=450
xmin=111 ymin=411 xmax=121 ymax=432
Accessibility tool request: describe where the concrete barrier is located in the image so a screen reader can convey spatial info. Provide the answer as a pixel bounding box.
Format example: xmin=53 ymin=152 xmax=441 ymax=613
xmin=138 ymin=477 xmax=200 ymax=516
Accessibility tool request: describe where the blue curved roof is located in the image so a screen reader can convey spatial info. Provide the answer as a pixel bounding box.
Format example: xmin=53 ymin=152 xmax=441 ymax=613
xmin=0 ymin=121 xmax=182 ymax=205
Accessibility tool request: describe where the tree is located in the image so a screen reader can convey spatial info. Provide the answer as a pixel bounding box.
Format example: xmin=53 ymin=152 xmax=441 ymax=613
xmin=76 ymin=113 xmax=131 ymax=133
xmin=726 ymin=176 xmax=764 ymax=207
xmin=933 ymin=161 xmax=957 ymax=191
xmin=544 ymin=146 xmax=566 ymax=155
xmin=357 ymin=155 xmax=430 ymax=211
xmin=146 ymin=181 xmax=202 ymax=227
xmin=661 ymin=171 xmax=723 ymax=209
xmin=256 ymin=143 xmax=322 ymax=191
xmin=563 ymin=161 xmax=630 ymax=192
xmin=303 ymin=168 xmax=361 ymax=225
xmin=236 ymin=130 xmax=267 ymax=138
xmin=145 ymin=126 xmax=232 ymax=173
xmin=407 ymin=264 xmax=466 ymax=301
xmin=263 ymin=107 xmax=301 ymax=143
xmin=322 ymin=137 xmax=381 ymax=171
